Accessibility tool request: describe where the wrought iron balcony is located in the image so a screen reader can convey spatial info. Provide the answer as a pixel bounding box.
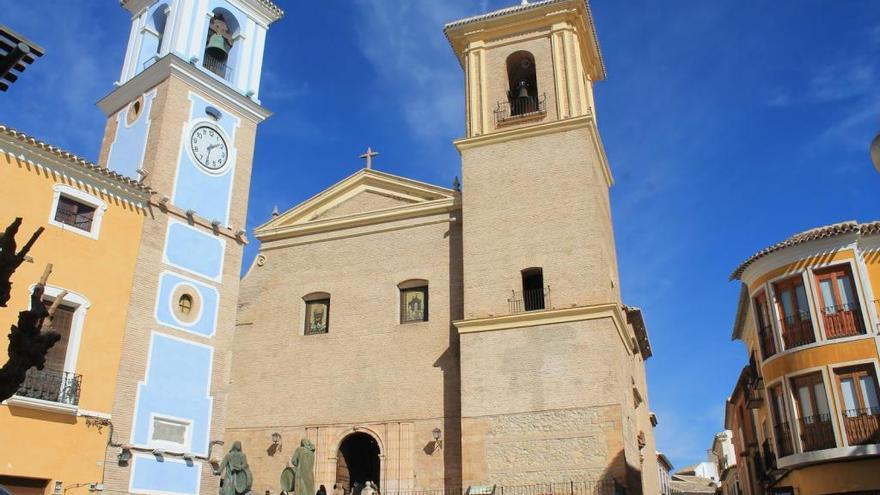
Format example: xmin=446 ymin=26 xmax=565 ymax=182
xmin=203 ymin=53 xmax=232 ymax=81
xmin=16 ymin=367 xmax=82 ymax=406
xmin=842 ymin=407 xmax=880 ymax=446
xmin=758 ymin=324 xmax=777 ymax=359
xmin=798 ymin=413 xmax=836 ymax=452
xmin=508 ymin=287 xmax=550 ymax=314
xmin=774 ymin=421 xmax=794 ymax=457
xmin=821 ymin=302 xmax=865 ymax=339
xmin=779 ymin=311 xmax=815 ymax=349
xmin=495 ymin=93 xmax=546 ymax=125
xmin=761 ymin=439 xmax=776 ymax=474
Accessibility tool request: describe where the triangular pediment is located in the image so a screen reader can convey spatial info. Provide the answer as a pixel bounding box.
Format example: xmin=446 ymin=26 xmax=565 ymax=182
xmin=255 ymin=169 xmax=457 ymax=239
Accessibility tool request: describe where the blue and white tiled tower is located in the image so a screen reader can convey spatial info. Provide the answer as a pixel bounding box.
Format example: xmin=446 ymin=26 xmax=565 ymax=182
xmin=96 ymin=1 xmax=283 ymax=493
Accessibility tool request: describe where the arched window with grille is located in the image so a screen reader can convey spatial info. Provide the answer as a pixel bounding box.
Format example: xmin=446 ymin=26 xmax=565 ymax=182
xmin=203 ymin=9 xmax=240 ymax=80
xmin=506 ymin=51 xmax=539 ymax=116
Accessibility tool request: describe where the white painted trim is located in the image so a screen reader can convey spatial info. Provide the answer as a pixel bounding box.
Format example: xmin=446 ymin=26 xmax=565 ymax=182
xmin=168 ymin=91 xmax=240 ymax=226
xmin=32 ymin=285 xmax=91 ymax=375
xmin=147 ymin=412 xmax=194 ymax=451
xmin=129 ymin=331 xmax=215 ymax=457
xmin=806 ymin=258 xmax=873 ymax=341
xmin=153 ymin=269 xmax=220 ymax=338
xmin=4 ymin=395 xmax=78 ymax=415
xmin=826 ymin=358 xmax=880 ymax=448
xmin=740 ymin=238 xmax=859 ymax=287
xmin=777 ymin=444 xmax=880 ymax=469
xmin=78 ymin=408 xmax=112 ymax=420
xmin=47 ymin=183 xmax=109 ymax=240
xmin=128 ymin=453 xmax=203 ymax=495
xmin=784 ymin=365 xmax=841 ymax=454
xmin=161 ymin=217 xmax=227 ymax=284
xmin=0 ymin=139 xmax=150 ymax=208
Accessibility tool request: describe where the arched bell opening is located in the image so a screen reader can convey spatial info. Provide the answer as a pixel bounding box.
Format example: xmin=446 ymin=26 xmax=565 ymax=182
xmin=506 ymin=51 xmax=539 ymax=116
xmin=203 ymin=8 xmax=240 ymax=80
xmin=336 ymin=432 xmax=381 ymax=495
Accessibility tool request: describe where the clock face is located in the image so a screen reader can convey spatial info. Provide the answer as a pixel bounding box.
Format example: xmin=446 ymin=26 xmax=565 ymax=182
xmin=190 ymin=125 xmax=228 ymax=171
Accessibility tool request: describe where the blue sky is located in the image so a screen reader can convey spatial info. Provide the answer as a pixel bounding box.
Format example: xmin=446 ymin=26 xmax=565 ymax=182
xmin=2 ymin=0 xmax=880 ymax=471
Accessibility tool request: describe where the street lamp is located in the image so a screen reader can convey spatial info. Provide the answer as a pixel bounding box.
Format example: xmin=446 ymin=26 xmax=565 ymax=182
xmin=871 ymin=132 xmax=880 ymax=174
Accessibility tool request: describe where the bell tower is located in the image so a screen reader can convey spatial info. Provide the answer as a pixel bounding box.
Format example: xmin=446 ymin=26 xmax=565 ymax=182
xmin=447 ymin=1 xmax=656 ymax=493
xmin=96 ymin=1 xmax=282 ymax=495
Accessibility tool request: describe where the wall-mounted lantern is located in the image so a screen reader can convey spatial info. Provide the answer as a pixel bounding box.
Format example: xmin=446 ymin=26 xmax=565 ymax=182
xmin=432 ymin=427 xmax=442 ymax=450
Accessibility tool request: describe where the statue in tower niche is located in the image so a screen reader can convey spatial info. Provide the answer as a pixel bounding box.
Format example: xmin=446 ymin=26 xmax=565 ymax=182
xmin=290 ymin=438 xmax=316 ymax=495
xmin=220 ymin=441 xmax=254 ymax=495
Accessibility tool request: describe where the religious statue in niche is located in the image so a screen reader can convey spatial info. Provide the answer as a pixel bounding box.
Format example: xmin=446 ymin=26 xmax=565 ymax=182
xmin=306 ymin=300 xmax=329 ymax=334
xmin=402 ymin=288 xmax=427 ymax=322
xmin=219 ymin=441 xmax=253 ymax=495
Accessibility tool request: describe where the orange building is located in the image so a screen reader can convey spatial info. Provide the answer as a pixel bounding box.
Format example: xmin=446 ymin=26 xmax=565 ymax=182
xmin=727 ymin=221 xmax=880 ymax=495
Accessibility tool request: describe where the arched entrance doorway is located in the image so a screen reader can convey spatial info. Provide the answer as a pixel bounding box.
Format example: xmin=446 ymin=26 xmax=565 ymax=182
xmin=336 ymin=432 xmax=381 ymax=493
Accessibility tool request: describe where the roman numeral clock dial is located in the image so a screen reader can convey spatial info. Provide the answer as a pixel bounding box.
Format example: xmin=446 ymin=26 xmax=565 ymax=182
xmin=190 ymin=125 xmax=228 ymax=171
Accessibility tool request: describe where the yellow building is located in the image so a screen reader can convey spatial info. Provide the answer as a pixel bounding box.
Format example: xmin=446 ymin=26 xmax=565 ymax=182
xmin=728 ymin=221 xmax=880 ymax=495
xmin=0 ymin=125 xmax=150 ymax=494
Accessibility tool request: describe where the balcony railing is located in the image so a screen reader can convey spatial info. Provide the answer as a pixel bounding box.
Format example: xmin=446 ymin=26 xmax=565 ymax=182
xmin=16 ymin=367 xmax=82 ymax=406
xmin=842 ymin=407 xmax=880 ymax=446
xmin=761 ymin=439 xmax=776 ymax=474
xmin=495 ymin=93 xmax=546 ymax=125
xmin=821 ymin=302 xmax=865 ymax=339
xmin=779 ymin=311 xmax=815 ymax=349
xmin=508 ymin=287 xmax=550 ymax=313
xmin=774 ymin=422 xmax=794 ymax=457
xmin=203 ymin=53 xmax=232 ymax=81
xmin=798 ymin=413 xmax=836 ymax=451
xmin=758 ymin=324 xmax=777 ymax=359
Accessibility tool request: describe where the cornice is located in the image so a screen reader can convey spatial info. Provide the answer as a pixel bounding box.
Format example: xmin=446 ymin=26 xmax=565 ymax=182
xmin=255 ymin=197 xmax=460 ymax=242
xmin=454 ymin=114 xmax=613 ymax=187
xmin=0 ymin=126 xmax=152 ymax=207
xmin=454 ymin=302 xmax=636 ymax=356
xmin=97 ymin=54 xmax=272 ymax=122
xmin=444 ymin=0 xmax=605 ymax=80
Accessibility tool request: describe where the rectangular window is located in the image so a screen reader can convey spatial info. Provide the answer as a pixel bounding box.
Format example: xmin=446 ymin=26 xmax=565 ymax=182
xmin=773 ymin=275 xmax=815 ymax=349
xmin=790 ymin=372 xmax=835 ymax=451
xmin=43 ymin=302 xmax=75 ymax=372
xmin=834 ymin=364 xmax=880 ymax=446
xmin=54 ymin=195 xmax=96 ymax=232
xmin=151 ymin=416 xmax=190 ymax=449
xmin=305 ymin=299 xmax=330 ymax=335
xmin=768 ymin=384 xmax=793 ymax=457
xmin=753 ymin=291 xmax=776 ymax=359
xmin=400 ymin=286 xmax=428 ymax=323
xmin=814 ymin=265 xmax=865 ymax=339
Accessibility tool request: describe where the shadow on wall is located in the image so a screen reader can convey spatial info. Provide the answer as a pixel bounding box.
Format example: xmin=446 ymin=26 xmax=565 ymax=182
xmin=436 ymin=221 xmax=463 ymax=491
xmin=600 ymin=450 xmax=642 ymax=495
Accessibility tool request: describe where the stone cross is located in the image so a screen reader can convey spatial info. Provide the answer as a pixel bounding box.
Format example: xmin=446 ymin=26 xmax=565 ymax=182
xmin=360 ymin=147 xmax=379 ymax=170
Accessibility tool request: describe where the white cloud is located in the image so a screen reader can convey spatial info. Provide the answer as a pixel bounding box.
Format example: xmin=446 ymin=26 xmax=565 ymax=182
xmin=349 ymin=0 xmax=482 ymax=141
xmin=0 ymin=1 xmax=122 ymax=157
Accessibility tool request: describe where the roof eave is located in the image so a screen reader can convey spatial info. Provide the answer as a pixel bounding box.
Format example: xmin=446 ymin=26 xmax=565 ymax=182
xmin=443 ymin=0 xmax=606 ymax=80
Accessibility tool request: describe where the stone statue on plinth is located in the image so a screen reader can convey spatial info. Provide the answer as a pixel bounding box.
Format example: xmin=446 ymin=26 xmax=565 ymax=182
xmin=220 ymin=441 xmax=254 ymax=495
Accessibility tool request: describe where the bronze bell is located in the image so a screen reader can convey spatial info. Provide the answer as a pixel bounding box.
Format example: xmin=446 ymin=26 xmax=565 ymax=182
xmin=516 ymin=81 xmax=529 ymax=99
xmin=205 ymin=33 xmax=229 ymax=61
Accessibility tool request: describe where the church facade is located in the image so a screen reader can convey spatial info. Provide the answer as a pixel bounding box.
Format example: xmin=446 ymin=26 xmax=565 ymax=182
xmin=226 ymin=2 xmax=659 ymax=495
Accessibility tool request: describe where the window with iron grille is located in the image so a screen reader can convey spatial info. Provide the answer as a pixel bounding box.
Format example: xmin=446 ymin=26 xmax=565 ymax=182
xmin=54 ymin=195 xmax=96 ymax=232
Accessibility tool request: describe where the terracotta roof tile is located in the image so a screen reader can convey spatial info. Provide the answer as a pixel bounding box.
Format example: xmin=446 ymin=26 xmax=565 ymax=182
xmin=729 ymin=221 xmax=865 ymax=280
xmin=0 ymin=124 xmax=153 ymax=194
